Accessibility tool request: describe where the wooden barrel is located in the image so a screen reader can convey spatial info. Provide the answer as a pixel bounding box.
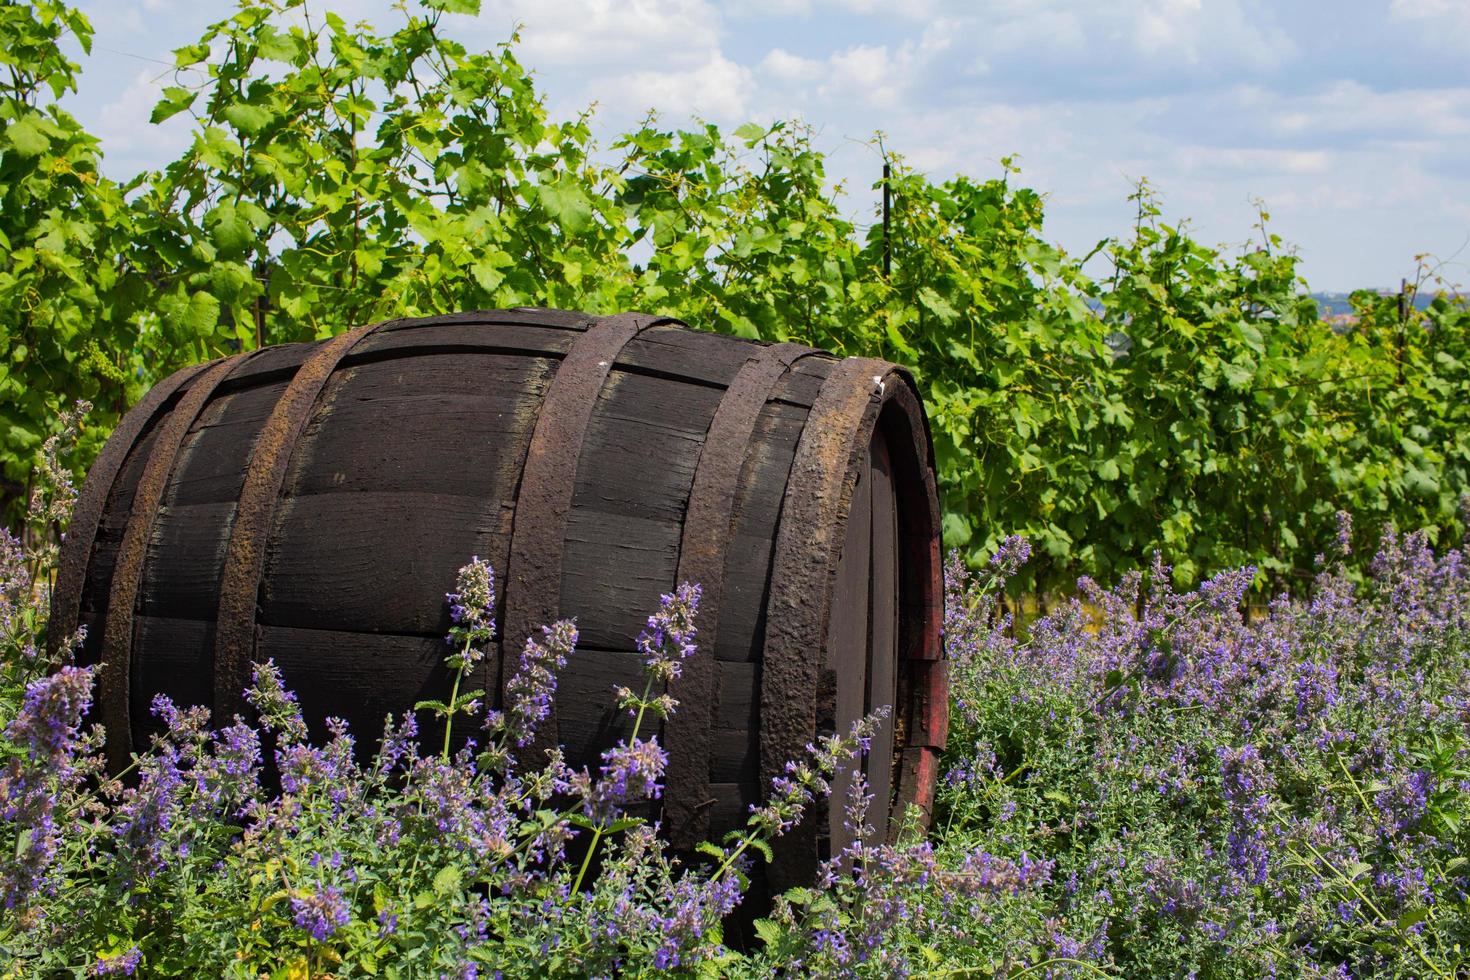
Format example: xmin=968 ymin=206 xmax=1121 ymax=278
xmin=51 ymin=309 xmax=945 ymax=883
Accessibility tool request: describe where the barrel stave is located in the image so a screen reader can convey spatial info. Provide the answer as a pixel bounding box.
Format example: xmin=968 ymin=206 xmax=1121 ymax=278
xmin=56 ymin=308 xmax=944 ymax=871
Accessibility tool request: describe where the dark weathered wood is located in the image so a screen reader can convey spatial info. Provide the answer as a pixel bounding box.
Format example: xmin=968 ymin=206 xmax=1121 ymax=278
xmin=617 ymin=325 xmax=761 ymax=389
xmin=828 ymin=442 xmax=872 ymax=856
xmin=261 ymin=492 xmax=514 ymax=635
xmin=166 ymin=380 xmax=292 ymax=507
xmin=49 ymin=361 xmax=208 ymax=658
xmin=352 ymin=321 xmax=578 ymax=362
xmin=711 ymin=404 xmax=808 ymax=664
xmin=502 ymin=313 xmax=673 ymax=764
xmin=664 ymin=342 xmax=815 ymax=848
xmin=215 ymin=322 xmax=383 ymax=724
xmin=760 ymin=356 xmax=889 ymax=889
xmin=867 ymin=429 xmax=898 ymax=836
xmin=61 ymin=309 xmax=947 ymax=881
xmin=99 ymin=353 xmax=249 ymax=770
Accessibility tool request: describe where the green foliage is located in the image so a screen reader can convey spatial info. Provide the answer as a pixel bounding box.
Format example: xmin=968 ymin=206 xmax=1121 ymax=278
xmin=0 ymin=1 xmax=145 ymax=505
xmin=2 ymin=0 xmax=1468 ymax=593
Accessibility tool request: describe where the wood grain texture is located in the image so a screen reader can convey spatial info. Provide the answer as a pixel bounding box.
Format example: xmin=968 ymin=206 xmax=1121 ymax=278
xmin=72 ymin=310 xmax=945 ymax=871
xmin=867 ymin=429 xmax=899 ymax=836
xmin=828 ymin=442 xmax=871 ymax=856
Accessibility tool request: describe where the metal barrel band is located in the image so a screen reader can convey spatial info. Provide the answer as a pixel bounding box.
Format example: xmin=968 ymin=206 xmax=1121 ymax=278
xmin=662 ymin=341 xmax=819 ymax=850
xmin=758 ymin=355 xmax=892 ymax=891
xmin=99 ymin=353 xmax=250 ymax=772
xmin=49 ymin=361 xmax=211 ymax=660
xmin=500 ymin=312 xmax=680 ymax=763
xmin=212 ymin=321 xmax=386 ymax=723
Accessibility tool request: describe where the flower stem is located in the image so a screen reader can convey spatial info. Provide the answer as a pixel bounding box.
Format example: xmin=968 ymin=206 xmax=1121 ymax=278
xmin=440 ymin=636 xmax=473 ymax=761
xmin=570 ymin=673 xmax=655 ymax=895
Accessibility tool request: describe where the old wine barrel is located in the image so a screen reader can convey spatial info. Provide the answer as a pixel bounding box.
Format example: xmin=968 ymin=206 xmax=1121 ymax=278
xmin=52 ymin=309 xmax=945 ymax=883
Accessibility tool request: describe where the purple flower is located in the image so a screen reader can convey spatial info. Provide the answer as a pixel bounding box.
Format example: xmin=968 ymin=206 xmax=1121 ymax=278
xmin=988 ymin=535 xmax=1032 ymax=578
xmin=89 ymin=947 xmax=142 ymax=976
xmin=5 ymin=664 xmax=93 ymax=766
xmin=502 ymin=620 xmax=577 ymax=749
xmin=1 ymin=666 xmax=94 ymax=907
xmin=245 ymin=660 xmax=308 ymax=743
xmin=637 ymin=582 xmax=701 ymax=684
xmin=1218 ymin=744 xmax=1273 ymax=886
xmin=580 ymin=738 xmax=669 ymax=822
xmin=446 ymin=557 xmax=497 ymax=666
xmin=291 ymin=882 xmax=350 ymax=941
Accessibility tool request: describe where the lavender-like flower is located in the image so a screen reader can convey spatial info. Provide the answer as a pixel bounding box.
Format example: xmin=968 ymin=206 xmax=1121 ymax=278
xmin=502 ymin=620 xmax=578 ymax=749
xmin=988 ymin=534 xmax=1032 ymax=579
xmin=446 ymin=557 xmax=496 ymax=668
xmin=580 ymin=737 xmax=669 ymax=822
xmin=1218 ymin=744 xmax=1272 ymax=886
xmin=291 ymin=882 xmax=351 ymax=941
xmin=1 ymin=665 xmax=94 ymax=907
xmin=244 ymin=660 xmax=309 ymax=743
xmin=89 ymin=946 xmax=142 ymax=976
xmin=637 ymin=582 xmax=701 ymax=685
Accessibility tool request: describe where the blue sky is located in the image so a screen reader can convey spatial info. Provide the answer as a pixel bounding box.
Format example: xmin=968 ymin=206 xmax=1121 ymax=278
xmin=63 ymin=0 xmax=1470 ymax=292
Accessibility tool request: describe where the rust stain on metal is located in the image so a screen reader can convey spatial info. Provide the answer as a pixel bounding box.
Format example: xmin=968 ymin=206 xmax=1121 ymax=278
xmin=212 ymin=322 xmax=383 ymax=723
xmin=50 ymin=361 xmax=210 ymax=660
xmin=99 ymin=354 xmax=248 ymax=772
xmin=663 ymin=341 xmax=816 ymax=850
xmin=501 ymin=312 xmax=679 ymax=762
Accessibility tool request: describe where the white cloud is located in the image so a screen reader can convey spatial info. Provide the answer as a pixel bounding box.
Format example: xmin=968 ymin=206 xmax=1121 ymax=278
xmin=470 ymin=0 xmax=722 ymax=70
xmin=1173 ymin=145 xmax=1332 ymax=177
xmin=91 ymin=68 xmax=194 ymax=170
xmin=1391 ymin=0 xmax=1470 ymax=31
xmin=607 ymin=52 xmax=755 ymax=119
xmin=760 ymin=48 xmax=822 ymax=84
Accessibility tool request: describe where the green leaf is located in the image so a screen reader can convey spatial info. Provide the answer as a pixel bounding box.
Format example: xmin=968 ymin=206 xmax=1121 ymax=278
xmin=1397 ymin=906 xmax=1431 ymax=930
xmin=539 ymin=180 xmax=593 ymax=235
xmin=941 ymin=511 xmax=972 ymax=548
xmin=602 ymin=817 xmax=644 ymax=834
xmin=917 ymin=286 xmax=959 ymax=323
xmin=161 ymin=290 xmax=222 ymax=344
xmin=752 ymin=918 xmax=782 ymax=948
xmin=424 ymin=0 xmax=482 ymax=11
xmin=205 ymin=203 xmax=255 ymax=258
xmin=734 ymin=122 xmax=766 ymax=145
xmin=222 ymin=103 xmax=273 ymax=136
xmin=6 ymin=114 xmax=51 ymax=156
xmin=174 ymin=42 xmax=210 ymax=67
xmin=150 ymin=86 xmax=196 ymax=125
xmin=432 ymin=865 xmax=462 ymax=897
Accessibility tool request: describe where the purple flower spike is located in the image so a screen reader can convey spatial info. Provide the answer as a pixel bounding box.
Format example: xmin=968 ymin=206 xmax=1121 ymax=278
xmin=638 ymin=582 xmax=701 ymax=684
xmin=582 ymin=737 xmax=669 ymax=822
xmin=89 ymin=947 xmax=142 ymax=976
xmin=2 ymin=665 xmax=94 ymax=908
xmin=504 ymin=620 xmax=578 ymax=748
xmin=447 ymin=557 xmax=497 ymax=666
xmin=291 ymin=882 xmax=350 ymax=941
xmin=5 ymin=665 xmax=93 ymax=766
xmin=244 ymin=660 xmax=308 ymax=743
xmin=988 ymin=535 xmax=1032 ymax=579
